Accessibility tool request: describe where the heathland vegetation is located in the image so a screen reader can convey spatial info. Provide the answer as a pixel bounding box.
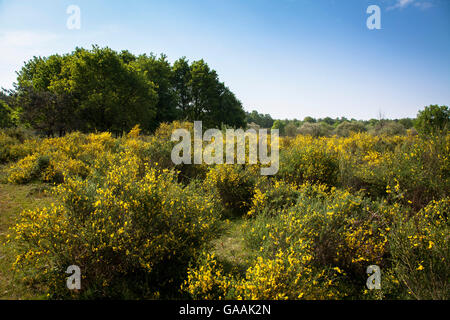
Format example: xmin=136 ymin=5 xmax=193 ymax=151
xmin=0 ymin=47 xmax=448 ymax=300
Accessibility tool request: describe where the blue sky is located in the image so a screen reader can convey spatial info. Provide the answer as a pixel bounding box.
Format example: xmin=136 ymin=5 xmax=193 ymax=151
xmin=0 ymin=0 xmax=449 ymax=120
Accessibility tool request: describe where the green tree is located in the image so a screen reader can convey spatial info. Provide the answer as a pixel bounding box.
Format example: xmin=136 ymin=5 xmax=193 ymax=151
xmin=414 ymin=105 xmax=449 ymax=136
xmin=14 ymin=54 xmax=75 ymax=135
xmin=0 ymin=100 xmax=14 ymax=128
xmin=132 ymin=53 xmax=179 ymax=125
xmin=334 ymin=121 xmax=366 ymax=137
xmin=13 ymin=47 xmax=246 ymax=133
xmin=172 ymin=57 xmax=192 ymax=119
xmin=56 ymin=46 xmax=158 ymax=133
xmin=246 ymin=110 xmax=274 ymax=128
xmin=303 ymin=116 xmax=316 ymax=123
xmin=284 ymin=122 xmax=298 ymax=137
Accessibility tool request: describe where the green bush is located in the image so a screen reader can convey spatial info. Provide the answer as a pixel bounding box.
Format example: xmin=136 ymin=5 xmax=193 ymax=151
xmin=388 ymin=197 xmax=449 ymax=299
xmin=11 ymin=151 xmax=222 ymax=299
xmin=278 ymin=138 xmax=339 ymax=187
xmin=414 ymin=105 xmax=449 ymax=136
xmin=205 ymin=165 xmax=258 ymax=217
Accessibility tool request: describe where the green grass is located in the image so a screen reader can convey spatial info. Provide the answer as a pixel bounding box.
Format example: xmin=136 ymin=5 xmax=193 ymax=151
xmin=211 ymin=218 xmax=253 ymax=275
xmin=0 ymin=180 xmax=54 ymax=299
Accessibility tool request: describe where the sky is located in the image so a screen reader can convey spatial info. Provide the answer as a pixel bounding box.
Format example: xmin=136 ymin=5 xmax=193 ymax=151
xmin=0 ymin=0 xmax=449 ymax=120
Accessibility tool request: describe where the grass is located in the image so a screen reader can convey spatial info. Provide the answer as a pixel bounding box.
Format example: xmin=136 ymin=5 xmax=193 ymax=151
xmin=211 ymin=218 xmax=253 ymax=275
xmin=0 ymin=176 xmax=54 ymax=299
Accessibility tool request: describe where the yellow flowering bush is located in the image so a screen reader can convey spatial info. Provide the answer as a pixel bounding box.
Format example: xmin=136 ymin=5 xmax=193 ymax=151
xmin=6 ymin=132 xmax=118 ymax=184
xmin=0 ymin=131 xmax=38 ymax=163
xmin=388 ymin=197 xmax=449 ymax=299
xmin=243 ymin=183 xmax=398 ymax=297
xmin=11 ymin=151 xmax=222 ymax=299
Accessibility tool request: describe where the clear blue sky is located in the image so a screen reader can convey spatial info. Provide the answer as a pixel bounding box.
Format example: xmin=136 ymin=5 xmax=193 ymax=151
xmin=1 ymin=0 xmax=449 ymax=120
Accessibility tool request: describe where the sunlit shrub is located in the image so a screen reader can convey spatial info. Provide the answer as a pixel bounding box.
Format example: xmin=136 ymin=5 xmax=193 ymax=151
xmin=0 ymin=131 xmax=37 ymax=163
xmin=247 ymin=180 xmax=300 ymax=217
xmin=350 ymin=135 xmax=449 ymax=209
xmin=388 ymin=197 xmax=449 ymax=299
xmin=243 ymin=183 xmax=398 ymax=297
xmin=278 ymin=135 xmax=339 ymax=186
xmin=11 ymin=152 xmax=222 ymax=299
xmin=205 ymin=165 xmax=258 ymax=217
xmin=183 ymin=246 xmax=344 ymax=300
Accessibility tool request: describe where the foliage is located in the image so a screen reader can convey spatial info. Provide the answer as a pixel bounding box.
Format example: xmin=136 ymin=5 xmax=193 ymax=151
xmin=278 ymin=135 xmax=339 ymax=186
xmin=0 ymin=100 xmax=14 ymax=128
xmin=205 ymin=165 xmax=258 ymax=218
xmin=2 ymin=121 xmax=449 ymax=300
xmin=10 ymin=151 xmax=222 ymax=299
xmin=414 ymin=105 xmax=449 ymax=136
xmin=246 ymin=110 xmax=274 ymax=128
xmin=10 ymin=47 xmax=247 ymax=135
xmin=388 ymin=197 xmax=449 ymax=300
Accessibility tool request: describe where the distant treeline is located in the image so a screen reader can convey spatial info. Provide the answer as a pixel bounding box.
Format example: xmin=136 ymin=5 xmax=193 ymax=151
xmin=246 ymin=106 xmax=449 ymax=137
xmin=0 ymin=46 xmax=246 ymax=136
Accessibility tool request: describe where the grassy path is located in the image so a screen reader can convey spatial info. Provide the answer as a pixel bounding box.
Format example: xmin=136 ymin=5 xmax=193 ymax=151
xmin=0 ymin=182 xmax=54 ymax=299
xmin=211 ymin=218 xmax=253 ymax=274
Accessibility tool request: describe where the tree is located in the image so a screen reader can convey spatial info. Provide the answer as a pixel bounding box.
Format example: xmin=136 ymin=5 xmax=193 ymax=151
xmin=414 ymin=105 xmax=449 ymax=136
xmin=214 ymin=84 xmax=246 ymax=128
xmin=172 ymin=58 xmax=246 ymax=128
xmin=284 ymin=122 xmax=298 ymax=137
xmin=16 ymin=87 xmax=73 ymax=136
xmin=0 ymin=100 xmax=13 ymax=128
xmin=172 ymin=57 xmax=192 ymax=119
xmin=132 ymin=54 xmax=179 ymax=125
xmin=303 ymin=116 xmax=316 ymax=123
xmin=246 ymin=110 xmax=274 ymax=128
xmin=373 ymin=121 xmax=406 ymax=136
xmin=68 ymin=47 xmax=159 ymax=133
xmin=298 ymin=122 xmax=331 ymax=137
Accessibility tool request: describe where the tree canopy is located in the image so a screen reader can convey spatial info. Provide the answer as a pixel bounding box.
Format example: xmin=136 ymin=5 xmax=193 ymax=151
xmin=414 ymin=105 xmax=449 ymax=136
xmin=9 ymin=46 xmax=247 ymax=135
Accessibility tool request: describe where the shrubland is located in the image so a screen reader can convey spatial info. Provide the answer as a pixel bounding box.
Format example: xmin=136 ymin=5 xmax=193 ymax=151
xmin=0 ymin=119 xmax=448 ymax=299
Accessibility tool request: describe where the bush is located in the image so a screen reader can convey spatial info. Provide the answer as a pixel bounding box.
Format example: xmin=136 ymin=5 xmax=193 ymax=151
xmin=205 ymin=165 xmax=258 ymax=217
xmin=6 ymin=132 xmax=117 ymax=184
xmin=243 ymin=183 xmax=399 ymax=298
xmin=350 ymin=135 xmax=449 ymax=209
xmin=182 ymin=249 xmax=341 ymax=300
xmin=284 ymin=123 xmax=298 ymax=137
xmin=0 ymin=130 xmax=37 ymax=163
xmin=10 ymin=151 xmax=222 ymax=299
xmin=334 ymin=121 xmax=367 ymax=137
xmin=372 ymin=121 xmax=406 ymax=136
xmin=247 ymin=180 xmax=301 ymax=217
xmin=278 ymin=135 xmax=339 ymax=186
xmin=0 ymin=100 xmax=14 ymax=128
xmin=388 ymin=197 xmax=449 ymax=299
xmin=183 ymin=183 xmax=389 ymax=300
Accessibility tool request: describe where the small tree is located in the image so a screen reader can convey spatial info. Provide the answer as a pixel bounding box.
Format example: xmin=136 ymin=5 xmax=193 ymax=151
xmin=414 ymin=105 xmax=449 ymax=136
